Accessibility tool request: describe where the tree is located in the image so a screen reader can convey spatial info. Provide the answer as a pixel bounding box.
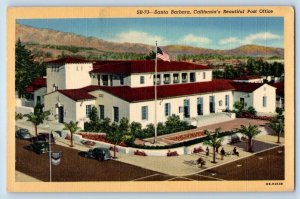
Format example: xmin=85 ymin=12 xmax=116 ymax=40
xmin=106 ymin=122 xmax=126 ymax=158
xmin=84 ymin=106 xmax=100 ymax=132
xmin=15 ymin=39 xmax=44 ymax=98
xmin=99 ymin=117 xmax=111 ymax=133
xmin=130 ymin=121 xmax=142 ymax=137
xmin=267 ymin=118 xmax=284 ymax=144
xmin=212 ymin=70 xmax=224 ymax=79
xmin=63 ymin=121 xmax=81 ymax=147
xmin=203 ymin=128 xmax=224 ymax=163
xmin=144 ymin=51 xmax=156 ymax=60
xmin=238 ymin=124 xmax=261 ymax=152
xmin=24 ymin=104 xmax=50 ymax=136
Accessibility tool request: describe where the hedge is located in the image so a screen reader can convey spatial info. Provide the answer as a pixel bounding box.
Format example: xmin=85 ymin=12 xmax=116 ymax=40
xmin=128 ymin=130 xmax=237 ymax=149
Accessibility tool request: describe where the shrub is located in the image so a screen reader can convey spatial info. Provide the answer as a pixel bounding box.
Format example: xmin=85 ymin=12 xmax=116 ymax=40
xmin=134 ymin=150 xmax=147 ymax=156
xmin=122 ymin=135 xmax=135 ymax=146
xmin=247 ymin=106 xmax=257 ymax=116
xmin=167 ymin=150 xmax=178 ymax=156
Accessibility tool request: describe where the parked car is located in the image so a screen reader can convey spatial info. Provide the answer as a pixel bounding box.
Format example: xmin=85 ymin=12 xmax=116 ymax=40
xmin=15 ymin=128 xmax=32 ymax=140
xmin=32 ymin=132 xmax=55 ymax=143
xmin=230 ymin=134 xmax=241 ymax=144
xmin=29 ymin=141 xmax=49 ymax=154
xmin=79 ymin=147 xmax=112 ymax=161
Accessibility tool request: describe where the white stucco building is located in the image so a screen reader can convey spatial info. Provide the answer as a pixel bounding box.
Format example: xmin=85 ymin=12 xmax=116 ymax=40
xmin=42 ymin=58 xmax=278 ymax=128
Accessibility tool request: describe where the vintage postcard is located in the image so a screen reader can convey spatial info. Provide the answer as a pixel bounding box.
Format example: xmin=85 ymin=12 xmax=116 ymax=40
xmin=7 ymin=6 xmax=294 ymax=192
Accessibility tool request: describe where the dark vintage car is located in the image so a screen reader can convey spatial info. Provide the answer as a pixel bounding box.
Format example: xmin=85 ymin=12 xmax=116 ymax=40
xmin=230 ymin=134 xmax=241 ymax=144
xmin=79 ymin=147 xmax=112 ymax=161
xmin=32 ymin=132 xmax=55 ymax=143
xmin=15 ymin=128 xmax=33 ymax=140
xmin=30 ymin=141 xmax=49 ymax=154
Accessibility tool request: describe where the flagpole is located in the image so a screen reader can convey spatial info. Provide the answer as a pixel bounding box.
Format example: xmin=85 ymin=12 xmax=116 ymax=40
xmin=154 ymin=41 xmax=158 ymax=144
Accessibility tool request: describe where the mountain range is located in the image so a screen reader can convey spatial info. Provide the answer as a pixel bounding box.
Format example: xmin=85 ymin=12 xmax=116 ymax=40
xmin=16 ymin=24 xmax=284 ymax=62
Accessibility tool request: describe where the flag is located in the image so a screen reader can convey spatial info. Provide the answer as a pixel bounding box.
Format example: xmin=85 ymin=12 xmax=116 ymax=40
xmin=157 ymin=47 xmax=170 ymax=62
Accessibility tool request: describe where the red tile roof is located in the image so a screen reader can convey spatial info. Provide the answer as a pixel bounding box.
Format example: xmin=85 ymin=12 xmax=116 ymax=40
xmin=271 ymin=82 xmax=284 ymax=97
xmin=46 ymin=57 xmax=91 ymax=64
xmin=230 ymin=82 xmax=264 ymax=92
xmin=25 ymin=77 xmax=46 ymax=93
xmin=234 ymin=76 xmax=262 ymax=80
xmin=97 ymin=80 xmax=234 ymax=102
xmin=91 ymin=60 xmax=211 ymax=74
xmin=58 ymin=89 xmax=96 ymax=101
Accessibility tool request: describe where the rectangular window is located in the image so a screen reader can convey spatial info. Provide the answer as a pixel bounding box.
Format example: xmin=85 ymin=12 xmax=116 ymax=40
xmin=225 ymin=95 xmax=229 ymax=106
xmin=154 ymin=74 xmax=161 ymax=85
xmin=173 ymin=74 xmax=179 ymax=83
xmin=102 ymin=75 xmax=108 ymax=86
xmin=113 ymin=107 xmax=119 ymax=122
xmin=163 ymin=74 xmax=170 ymax=84
xmin=190 ymin=73 xmax=195 ymax=82
xmin=120 ymin=76 xmax=124 ymax=85
xmin=203 ymin=72 xmax=206 ymax=79
xmin=182 ymin=73 xmax=188 ymax=83
xmin=209 ymin=96 xmax=215 ymax=113
xmin=140 ymin=76 xmax=145 ymax=84
xmin=99 ymin=105 xmax=105 ymax=120
xmin=184 ymin=99 xmax=190 ymax=118
xmin=141 ymin=106 xmax=148 ymax=120
xmin=197 ymin=97 xmax=203 ymax=115
xmin=165 ymin=103 xmax=171 ymax=116
xmin=36 ymin=96 xmax=41 ymax=104
xmin=263 ymin=96 xmax=267 ymax=107
xmin=97 ymin=75 xmax=101 ymax=85
xmin=86 ymin=105 xmax=92 ymax=117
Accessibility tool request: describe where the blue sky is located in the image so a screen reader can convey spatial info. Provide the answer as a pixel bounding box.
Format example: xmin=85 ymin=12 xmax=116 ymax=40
xmin=17 ymin=17 xmax=284 ymax=49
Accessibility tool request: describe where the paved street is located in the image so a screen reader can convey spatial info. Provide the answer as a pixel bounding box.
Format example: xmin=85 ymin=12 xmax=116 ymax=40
xmin=16 ymin=139 xmax=284 ymax=182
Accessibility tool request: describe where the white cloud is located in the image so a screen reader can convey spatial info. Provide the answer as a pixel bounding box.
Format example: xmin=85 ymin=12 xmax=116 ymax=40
xmin=219 ymin=32 xmax=282 ymax=47
xmin=243 ymin=32 xmax=281 ymax=44
xmin=219 ymin=37 xmax=241 ymax=45
xmin=109 ymin=31 xmax=168 ymax=45
xmin=180 ymin=34 xmax=211 ymax=46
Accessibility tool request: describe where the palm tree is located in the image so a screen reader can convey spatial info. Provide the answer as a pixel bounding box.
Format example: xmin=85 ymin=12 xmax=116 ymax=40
xmin=238 ymin=124 xmax=261 ymax=152
xmin=268 ymin=118 xmax=284 ymax=144
xmin=203 ymin=128 xmax=224 ymax=163
xmin=24 ymin=104 xmax=50 ymax=136
xmin=63 ymin=121 xmax=81 ymax=147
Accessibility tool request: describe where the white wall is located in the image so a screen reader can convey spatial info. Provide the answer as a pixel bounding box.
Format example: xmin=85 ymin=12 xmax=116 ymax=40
xmin=129 ymin=91 xmax=233 ymax=128
xmin=47 ymin=63 xmax=93 ymax=93
xmin=34 ymin=87 xmax=47 ymax=105
xmin=89 ymin=90 xmax=130 ymax=122
xmin=232 ymin=91 xmax=253 ymax=109
xmin=46 ymin=64 xmax=66 ymax=93
xmin=65 ymin=63 xmax=93 ymax=89
xmin=252 ymin=84 xmax=276 ymax=113
xmin=44 ymin=91 xmax=96 ymax=128
xmin=233 ymin=78 xmax=263 ymax=83
xmin=232 ymin=84 xmax=276 ymax=114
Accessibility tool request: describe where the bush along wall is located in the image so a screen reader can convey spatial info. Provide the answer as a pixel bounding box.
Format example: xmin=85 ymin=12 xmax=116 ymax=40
xmin=128 ymin=130 xmax=237 ymax=150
